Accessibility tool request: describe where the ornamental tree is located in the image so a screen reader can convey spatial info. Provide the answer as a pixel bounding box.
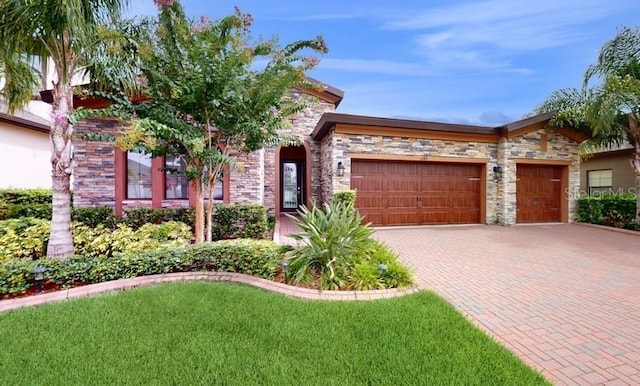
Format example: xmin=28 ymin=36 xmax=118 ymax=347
xmin=100 ymin=1 xmax=327 ymax=242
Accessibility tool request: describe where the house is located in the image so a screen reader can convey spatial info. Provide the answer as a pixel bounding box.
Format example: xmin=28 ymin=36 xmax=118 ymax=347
xmin=71 ymin=81 xmax=588 ymax=226
xmin=0 ymin=102 xmax=51 ymax=189
xmin=580 ymin=143 xmax=636 ymax=196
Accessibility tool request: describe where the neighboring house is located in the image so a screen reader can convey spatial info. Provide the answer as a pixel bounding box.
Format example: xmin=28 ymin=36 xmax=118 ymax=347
xmin=0 ymin=102 xmax=51 ymax=189
xmin=70 ymin=82 xmax=588 ymax=226
xmin=580 ymin=144 xmax=636 ymax=196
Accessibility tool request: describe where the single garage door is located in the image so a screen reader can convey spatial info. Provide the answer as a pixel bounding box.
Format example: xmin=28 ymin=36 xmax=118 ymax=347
xmin=516 ymin=164 xmax=562 ymax=223
xmin=351 ymin=160 xmax=481 ymax=226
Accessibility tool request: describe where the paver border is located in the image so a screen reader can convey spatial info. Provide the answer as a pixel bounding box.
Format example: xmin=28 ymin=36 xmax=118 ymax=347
xmin=575 ymin=222 xmax=639 ymax=236
xmin=0 ymin=272 xmax=423 ymax=313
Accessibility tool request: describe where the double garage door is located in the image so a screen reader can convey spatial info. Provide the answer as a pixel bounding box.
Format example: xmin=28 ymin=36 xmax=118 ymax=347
xmin=351 ymin=160 xmax=482 ymax=226
xmin=351 ymin=160 xmax=563 ymax=226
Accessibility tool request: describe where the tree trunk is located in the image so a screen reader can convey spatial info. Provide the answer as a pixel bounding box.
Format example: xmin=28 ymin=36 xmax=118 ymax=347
xmin=46 ymin=83 xmax=74 ymax=258
xmin=192 ymin=179 xmax=205 ymax=243
xmin=632 ymin=145 xmax=640 ymax=228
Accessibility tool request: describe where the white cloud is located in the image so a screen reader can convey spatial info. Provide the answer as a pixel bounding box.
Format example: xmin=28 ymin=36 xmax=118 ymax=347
xmin=378 ymin=0 xmax=635 ymax=72
xmin=319 ymin=58 xmax=437 ymax=76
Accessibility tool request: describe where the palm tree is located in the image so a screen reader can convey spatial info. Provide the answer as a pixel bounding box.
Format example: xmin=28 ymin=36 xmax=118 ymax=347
xmin=535 ymin=27 xmax=640 ymax=226
xmin=0 ymin=0 xmax=131 ymax=258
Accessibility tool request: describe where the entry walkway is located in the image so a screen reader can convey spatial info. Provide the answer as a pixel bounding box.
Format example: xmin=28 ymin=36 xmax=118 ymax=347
xmin=375 ymin=224 xmax=640 ymax=385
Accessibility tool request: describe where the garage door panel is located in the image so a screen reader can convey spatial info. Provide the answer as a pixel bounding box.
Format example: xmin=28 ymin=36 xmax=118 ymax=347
xmin=356 ymin=195 xmax=384 ymax=209
xmin=387 ymin=195 xmax=418 ymax=209
xmin=516 ymin=165 xmax=563 ymax=223
xmin=388 ymin=211 xmax=421 ymax=225
xmin=351 ymin=160 xmax=482 ymax=226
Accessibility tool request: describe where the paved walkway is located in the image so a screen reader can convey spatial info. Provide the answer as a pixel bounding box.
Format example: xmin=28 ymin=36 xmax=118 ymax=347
xmin=374 ymin=224 xmax=640 ymax=386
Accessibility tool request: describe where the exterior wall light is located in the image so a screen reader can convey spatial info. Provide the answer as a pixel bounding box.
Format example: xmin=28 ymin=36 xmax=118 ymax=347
xmin=31 ymin=266 xmax=47 ymax=294
xmin=493 ymin=166 xmax=503 ymax=179
xmin=336 ymin=161 xmax=345 ymax=177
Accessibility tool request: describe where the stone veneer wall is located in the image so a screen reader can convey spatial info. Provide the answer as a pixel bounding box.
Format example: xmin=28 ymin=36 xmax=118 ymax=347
xmin=229 ymin=149 xmax=264 ymax=205
xmin=322 ymin=128 xmax=580 ymax=225
xmin=320 ymin=131 xmax=335 ymax=205
xmin=73 ymin=119 xmax=119 ymax=208
xmin=501 ymin=129 xmax=581 ymax=224
xmin=261 ymin=94 xmax=335 ymax=213
xmin=329 ymin=132 xmax=499 ymax=223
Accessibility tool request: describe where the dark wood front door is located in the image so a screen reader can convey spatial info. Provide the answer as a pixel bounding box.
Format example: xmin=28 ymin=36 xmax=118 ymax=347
xmin=281 ymin=160 xmax=304 ymax=212
xmin=516 ymin=165 xmax=562 ymax=223
xmin=351 ymin=160 xmax=481 ymax=226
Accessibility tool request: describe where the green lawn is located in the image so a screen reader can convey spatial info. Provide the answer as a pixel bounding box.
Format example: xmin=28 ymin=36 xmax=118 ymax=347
xmin=0 ymin=283 xmax=548 ymax=385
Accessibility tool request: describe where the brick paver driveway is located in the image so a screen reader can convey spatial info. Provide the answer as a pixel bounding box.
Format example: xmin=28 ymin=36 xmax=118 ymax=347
xmin=375 ymin=224 xmax=639 ymax=386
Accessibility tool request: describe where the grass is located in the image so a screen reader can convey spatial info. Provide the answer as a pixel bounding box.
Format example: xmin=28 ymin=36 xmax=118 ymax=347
xmin=0 ymin=282 xmax=548 ymax=385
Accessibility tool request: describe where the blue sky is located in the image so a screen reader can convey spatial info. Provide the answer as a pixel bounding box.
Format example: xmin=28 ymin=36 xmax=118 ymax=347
xmin=128 ymin=0 xmax=640 ymax=125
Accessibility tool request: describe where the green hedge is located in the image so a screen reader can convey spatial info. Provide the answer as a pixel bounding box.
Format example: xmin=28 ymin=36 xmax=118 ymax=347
xmin=0 ymin=239 xmax=282 ymax=295
xmin=577 ymin=194 xmax=637 ymax=230
xmin=211 ymin=204 xmax=268 ymax=240
xmin=0 ymin=189 xmax=53 ymax=220
xmin=0 ymin=189 xmax=52 ymax=205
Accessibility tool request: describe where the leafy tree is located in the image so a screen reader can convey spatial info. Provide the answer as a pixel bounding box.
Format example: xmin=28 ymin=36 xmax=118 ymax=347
xmin=535 ymin=26 xmax=640 ymax=226
xmin=99 ymin=1 xmax=327 ymax=242
xmin=0 ymin=0 xmax=133 ymax=258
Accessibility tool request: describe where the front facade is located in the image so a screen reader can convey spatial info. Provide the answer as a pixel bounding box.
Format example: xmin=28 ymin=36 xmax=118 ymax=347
xmin=72 ymin=83 xmax=586 ymax=226
xmin=312 ymin=112 xmax=585 ymax=226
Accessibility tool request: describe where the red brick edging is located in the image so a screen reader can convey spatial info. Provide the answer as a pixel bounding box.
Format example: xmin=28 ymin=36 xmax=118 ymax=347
xmin=575 ymin=222 xmax=639 ymax=236
xmin=0 ymin=272 xmax=423 ymax=313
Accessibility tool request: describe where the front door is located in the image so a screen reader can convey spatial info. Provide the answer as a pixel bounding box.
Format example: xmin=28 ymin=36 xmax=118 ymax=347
xmin=281 ymin=161 xmax=304 ymax=211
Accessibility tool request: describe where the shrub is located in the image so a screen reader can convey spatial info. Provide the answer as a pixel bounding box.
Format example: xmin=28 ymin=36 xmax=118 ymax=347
xmin=0 ymin=218 xmax=50 ymax=260
xmin=577 ymin=194 xmax=636 ymax=230
xmin=0 ymin=239 xmax=283 ymax=295
xmin=332 ymin=190 xmax=357 ymax=208
xmin=281 ymin=201 xmax=412 ymax=290
xmin=211 ymin=204 xmax=268 ymax=240
xmin=0 ymin=189 xmax=52 ymax=205
xmin=123 ymin=207 xmax=195 ymax=230
xmin=72 ymin=207 xmax=119 ymax=228
xmin=0 ymin=218 xmax=192 ymax=261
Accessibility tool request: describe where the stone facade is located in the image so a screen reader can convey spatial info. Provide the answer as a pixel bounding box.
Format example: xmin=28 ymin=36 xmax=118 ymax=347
xmin=71 ymin=93 xmax=581 ymax=226
xmin=73 ymin=119 xmax=119 ymax=208
xmin=318 ymin=127 xmax=580 ymax=225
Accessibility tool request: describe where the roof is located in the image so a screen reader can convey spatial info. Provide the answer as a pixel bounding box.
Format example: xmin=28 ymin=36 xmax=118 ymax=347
xmin=40 ymin=77 xmax=345 ymax=109
xmin=311 ymin=111 xmax=588 ymax=142
xmin=312 ymin=112 xmax=496 ymax=140
xmin=0 ymin=102 xmax=50 ymax=133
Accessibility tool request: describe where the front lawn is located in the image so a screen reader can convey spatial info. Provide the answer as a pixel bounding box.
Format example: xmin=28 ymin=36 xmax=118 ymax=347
xmin=0 ymin=282 xmax=548 ymax=385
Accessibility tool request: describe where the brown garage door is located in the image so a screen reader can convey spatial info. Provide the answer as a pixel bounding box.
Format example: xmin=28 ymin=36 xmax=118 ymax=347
xmin=351 ymin=160 xmax=481 ymax=226
xmin=516 ymin=165 xmax=562 ymax=223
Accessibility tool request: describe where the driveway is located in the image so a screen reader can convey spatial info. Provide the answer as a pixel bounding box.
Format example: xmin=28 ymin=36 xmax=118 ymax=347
xmin=374 ymin=224 xmax=640 ymax=386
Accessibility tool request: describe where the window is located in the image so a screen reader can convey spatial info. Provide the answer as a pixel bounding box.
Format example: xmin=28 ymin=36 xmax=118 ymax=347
xmin=127 ymin=152 xmax=152 ymax=199
xmin=587 ymin=169 xmax=613 ymax=195
xmin=165 ymin=156 xmax=189 ymax=199
xmin=204 ymin=177 xmax=224 ymax=201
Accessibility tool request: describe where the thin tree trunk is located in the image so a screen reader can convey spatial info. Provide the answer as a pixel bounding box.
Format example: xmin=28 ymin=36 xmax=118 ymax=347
xmin=632 ymin=145 xmax=640 ymax=228
xmin=46 ymin=82 xmax=74 ymax=258
xmin=205 ymin=184 xmax=214 ymax=242
xmin=192 ymin=179 xmax=205 ymax=243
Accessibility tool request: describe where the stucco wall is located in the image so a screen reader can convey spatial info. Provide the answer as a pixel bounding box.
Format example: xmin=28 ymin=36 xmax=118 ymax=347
xmin=580 ymin=152 xmax=635 ymax=195
xmin=0 ymin=124 xmax=50 ymax=188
